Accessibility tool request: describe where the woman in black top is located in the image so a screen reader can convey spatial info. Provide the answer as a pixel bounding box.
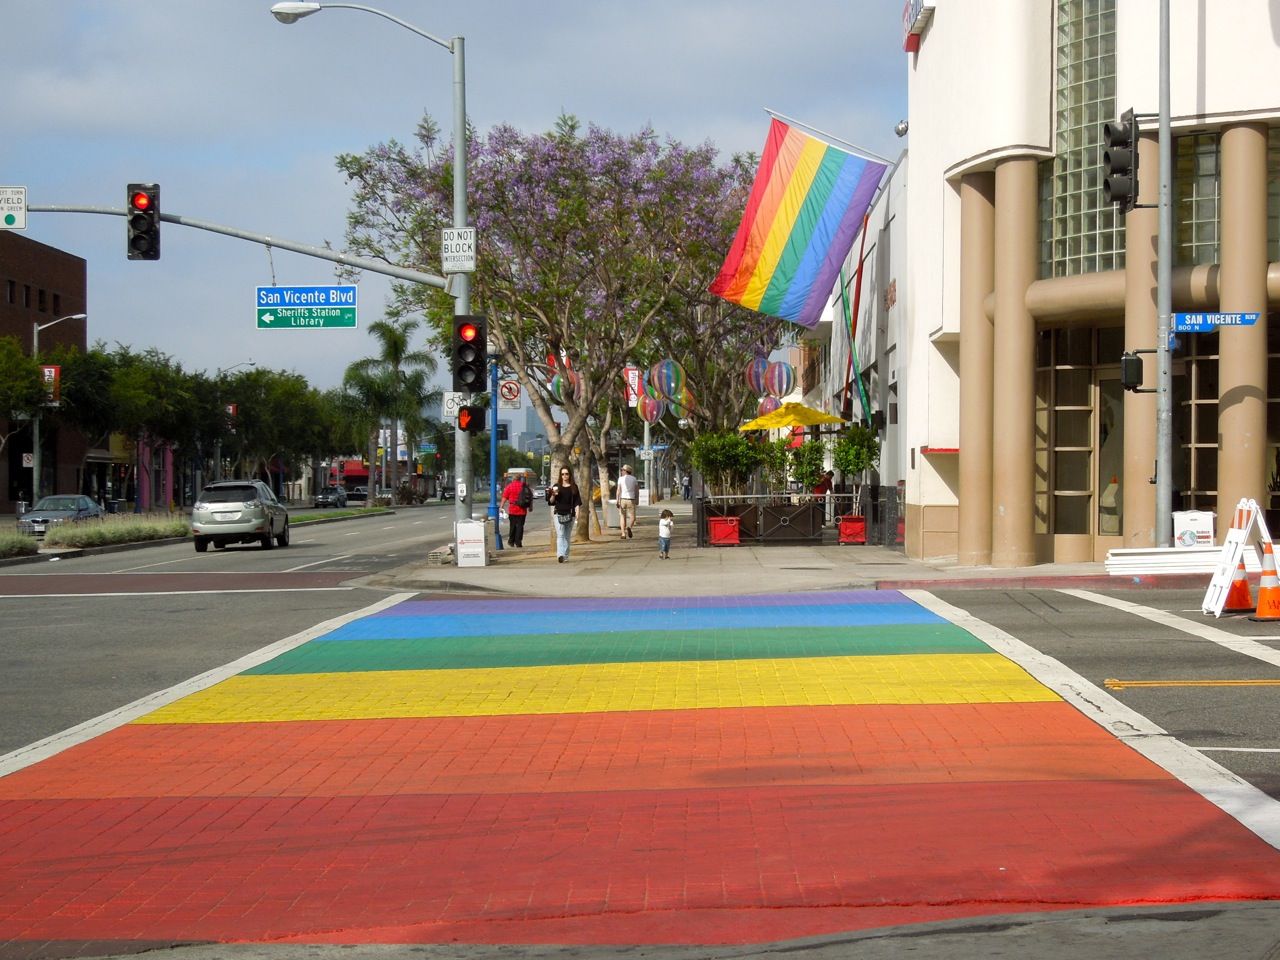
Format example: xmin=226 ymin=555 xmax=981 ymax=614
xmin=548 ymin=466 xmax=582 ymax=562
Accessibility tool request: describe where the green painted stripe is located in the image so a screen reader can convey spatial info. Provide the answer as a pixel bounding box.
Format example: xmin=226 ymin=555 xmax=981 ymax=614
xmin=243 ymin=623 xmax=990 ymax=675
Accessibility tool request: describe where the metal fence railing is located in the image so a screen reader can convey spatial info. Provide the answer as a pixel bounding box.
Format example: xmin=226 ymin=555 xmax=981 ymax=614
xmin=693 ymin=487 xmax=904 ymax=550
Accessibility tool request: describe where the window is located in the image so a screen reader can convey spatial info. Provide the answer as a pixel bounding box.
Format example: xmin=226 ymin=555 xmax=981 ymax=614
xmin=1040 ymin=0 xmax=1124 ymax=278
xmin=37 ymin=289 xmax=47 ymax=312
xmin=1175 ymin=134 xmax=1220 ymax=266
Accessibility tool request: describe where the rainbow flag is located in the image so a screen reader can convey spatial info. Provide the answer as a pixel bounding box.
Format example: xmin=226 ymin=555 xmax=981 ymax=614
xmin=711 ymin=118 xmax=887 ymax=329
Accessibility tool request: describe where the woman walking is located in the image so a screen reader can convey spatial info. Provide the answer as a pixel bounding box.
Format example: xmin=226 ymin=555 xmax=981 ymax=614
xmin=548 ymin=466 xmax=582 ymax=563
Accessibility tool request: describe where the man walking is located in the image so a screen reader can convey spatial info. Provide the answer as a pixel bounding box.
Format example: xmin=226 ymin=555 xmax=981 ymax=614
xmin=616 ymin=464 xmax=639 ymax=539
xmin=499 ymin=472 xmax=533 ymax=547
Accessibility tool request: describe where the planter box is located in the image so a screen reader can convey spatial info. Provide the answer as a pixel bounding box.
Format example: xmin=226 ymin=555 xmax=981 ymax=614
xmin=838 ymin=514 xmax=867 ymax=545
xmin=707 ymin=515 xmax=740 ymax=546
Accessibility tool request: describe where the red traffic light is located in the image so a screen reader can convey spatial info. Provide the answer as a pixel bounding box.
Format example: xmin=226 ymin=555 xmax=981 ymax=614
xmin=458 ymin=322 xmax=479 ymax=342
xmin=130 ymin=191 xmax=152 ymax=211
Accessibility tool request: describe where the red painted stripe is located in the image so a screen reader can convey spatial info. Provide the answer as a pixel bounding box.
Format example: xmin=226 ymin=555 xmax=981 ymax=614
xmin=0 ymin=704 xmax=1166 ymax=800
xmin=2 ymin=782 xmax=1278 ymax=945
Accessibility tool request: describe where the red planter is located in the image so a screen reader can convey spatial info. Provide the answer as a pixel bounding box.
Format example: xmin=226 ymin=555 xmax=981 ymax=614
xmin=838 ymin=514 xmax=867 ymax=545
xmin=708 ymin=516 xmax=741 ymax=546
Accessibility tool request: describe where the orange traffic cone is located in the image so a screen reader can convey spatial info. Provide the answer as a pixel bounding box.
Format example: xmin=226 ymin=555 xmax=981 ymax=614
xmin=1222 ymin=559 xmax=1254 ymax=613
xmin=1251 ymin=542 xmax=1280 ymax=621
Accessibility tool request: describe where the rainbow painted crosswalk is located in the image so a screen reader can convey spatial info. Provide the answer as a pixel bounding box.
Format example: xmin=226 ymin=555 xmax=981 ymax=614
xmin=1 ymin=590 xmax=1279 ymax=953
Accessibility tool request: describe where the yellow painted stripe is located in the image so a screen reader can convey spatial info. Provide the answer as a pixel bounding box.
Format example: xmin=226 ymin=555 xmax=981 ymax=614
xmin=1105 ymin=678 xmax=1280 ymax=690
xmin=739 ymin=135 xmax=828 ymax=310
xmin=134 ymin=654 xmax=1059 ymax=725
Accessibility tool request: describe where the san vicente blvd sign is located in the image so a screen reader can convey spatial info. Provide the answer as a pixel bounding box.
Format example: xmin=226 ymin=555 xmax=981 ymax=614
xmin=256 ymin=284 xmax=357 ymax=329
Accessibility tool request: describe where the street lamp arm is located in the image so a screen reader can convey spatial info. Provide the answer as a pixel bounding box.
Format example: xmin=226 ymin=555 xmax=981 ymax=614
xmin=271 ymin=2 xmax=454 ymax=51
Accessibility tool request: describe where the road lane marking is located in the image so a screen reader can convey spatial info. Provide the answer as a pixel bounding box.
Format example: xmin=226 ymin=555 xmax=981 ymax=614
xmin=1062 ymin=588 xmax=1280 ymax=670
xmin=1106 ymin=678 xmax=1280 ymax=689
xmin=282 ymin=555 xmax=351 ymax=572
xmin=0 ymin=592 xmax=414 ymax=778
xmin=1199 ymin=747 xmax=1280 ymax=753
xmin=114 ymin=556 xmax=201 ymax=572
xmin=906 ymin=589 xmax=1280 ymax=852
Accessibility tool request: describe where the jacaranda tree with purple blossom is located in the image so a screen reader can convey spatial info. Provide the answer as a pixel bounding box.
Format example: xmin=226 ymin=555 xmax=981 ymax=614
xmin=338 ymin=113 xmax=768 ymax=539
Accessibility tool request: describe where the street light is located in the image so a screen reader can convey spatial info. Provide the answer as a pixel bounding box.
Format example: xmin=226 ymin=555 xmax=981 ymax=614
xmin=30 ymin=313 xmax=86 ymax=503
xmin=214 ymin=361 xmax=255 ymax=482
xmin=270 ymin=1 xmax=473 ymax=524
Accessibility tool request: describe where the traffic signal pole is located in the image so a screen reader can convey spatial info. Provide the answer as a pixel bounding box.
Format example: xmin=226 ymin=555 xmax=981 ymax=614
xmin=1155 ymin=0 xmax=1173 ymax=546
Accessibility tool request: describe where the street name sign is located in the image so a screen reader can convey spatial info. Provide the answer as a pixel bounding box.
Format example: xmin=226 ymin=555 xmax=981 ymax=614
xmin=0 ymin=186 xmax=26 ymax=230
xmin=1174 ymin=311 xmax=1260 ymax=333
xmin=256 ymin=285 xmax=357 ymax=329
xmin=441 ymin=227 xmax=476 ymax=274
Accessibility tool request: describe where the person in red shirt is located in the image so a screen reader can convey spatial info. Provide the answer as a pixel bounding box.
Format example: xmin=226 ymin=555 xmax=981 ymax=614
xmin=499 ymin=474 xmax=532 ymax=547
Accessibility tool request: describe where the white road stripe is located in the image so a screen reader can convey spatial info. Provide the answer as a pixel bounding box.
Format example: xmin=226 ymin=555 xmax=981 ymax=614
xmin=906 ymin=588 xmax=1280 ymax=852
xmin=282 ymin=555 xmax=350 ymax=572
xmin=0 ymin=592 xmax=414 ymax=777
xmin=0 ymin=588 xmax=354 ymax=599
xmin=1062 ymin=588 xmax=1280 ymax=670
xmin=1199 ymin=747 xmax=1280 ymax=753
xmin=113 ymin=556 xmax=201 ymax=572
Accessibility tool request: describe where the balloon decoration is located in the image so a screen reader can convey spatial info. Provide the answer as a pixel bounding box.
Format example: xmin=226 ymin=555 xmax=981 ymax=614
xmin=757 ymin=395 xmax=782 ymax=417
xmin=550 ymin=370 xmax=580 ymax=405
xmin=763 ymin=361 xmax=795 ymax=399
xmin=649 ymin=359 xmax=686 ymax=400
xmin=745 ymin=358 xmax=770 ymax=396
xmin=637 ymin=393 xmax=666 ymax=424
xmin=641 ymin=372 xmax=662 ymax=400
xmin=670 ymin=386 xmax=697 ymax=415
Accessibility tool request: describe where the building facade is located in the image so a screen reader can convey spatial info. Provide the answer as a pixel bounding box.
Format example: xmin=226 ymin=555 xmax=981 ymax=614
xmin=826 ymin=0 xmax=1280 ymax=565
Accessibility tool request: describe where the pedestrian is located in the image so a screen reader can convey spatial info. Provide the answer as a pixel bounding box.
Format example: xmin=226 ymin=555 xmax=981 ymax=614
xmin=498 ymin=472 xmax=533 ymax=548
xmin=548 ymin=466 xmax=582 ymax=563
xmin=658 ymin=508 xmax=674 ymax=559
xmin=813 ymin=469 xmax=835 ymax=525
xmin=681 ymin=473 xmax=691 ymax=500
xmin=616 ymin=463 xmax=639 ymax=539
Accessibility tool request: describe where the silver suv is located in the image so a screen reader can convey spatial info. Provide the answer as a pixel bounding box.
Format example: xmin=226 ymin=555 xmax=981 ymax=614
xmin=191 ymin=480 xmax=289 ymax=552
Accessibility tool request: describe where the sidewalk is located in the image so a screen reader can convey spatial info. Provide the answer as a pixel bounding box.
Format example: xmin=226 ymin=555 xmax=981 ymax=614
xmin=375 ymin=498 xmax=1206 ymax=597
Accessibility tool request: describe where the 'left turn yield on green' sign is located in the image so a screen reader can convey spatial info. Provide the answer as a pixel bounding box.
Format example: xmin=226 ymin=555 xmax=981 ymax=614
xmin=257 ymin=285 xmax=357 ymax=329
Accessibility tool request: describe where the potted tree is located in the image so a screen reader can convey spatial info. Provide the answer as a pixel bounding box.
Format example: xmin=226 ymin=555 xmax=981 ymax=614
xmin=832 ymin=423 xmax=880 ymax=544
xmin=689 ymin=431 xmax=761 ymax=545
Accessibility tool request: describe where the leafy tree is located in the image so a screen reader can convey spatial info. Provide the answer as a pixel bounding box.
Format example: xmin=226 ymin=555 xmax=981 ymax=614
xmin=688 ymin=431 xmax=761 ymax=498
xmin=338 ymin=114 xmax=748 ymax=538
xmin=0 ymin=336 xmax=43 ymax=458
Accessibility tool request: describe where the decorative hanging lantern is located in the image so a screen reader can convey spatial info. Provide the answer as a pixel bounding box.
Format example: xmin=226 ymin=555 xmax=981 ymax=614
xmin=637 ymin=393 xmax=666 ymax=424
xmin=745 ymin=358 xmax=770 ymax=396
xmin=764 ymin=361 xmax=795 ymax=399
xmin=757 ymin=395 xmax=782 ymax=416
xmin=550 ymin=370 xmax=580 ymax=405
xmin=649 ymin=359 xmax=686 ymax=400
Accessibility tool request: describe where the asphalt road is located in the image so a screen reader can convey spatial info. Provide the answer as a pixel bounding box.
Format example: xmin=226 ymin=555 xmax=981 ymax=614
xmin=942 ymin=587 xmax=1280 ymax=799
xmin=0 ymin=505 xmax=459 ymax=754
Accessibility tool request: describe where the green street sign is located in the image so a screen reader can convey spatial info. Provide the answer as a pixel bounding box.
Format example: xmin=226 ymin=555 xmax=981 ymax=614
xmin=256 ymin=285 xmax=357 ymax=329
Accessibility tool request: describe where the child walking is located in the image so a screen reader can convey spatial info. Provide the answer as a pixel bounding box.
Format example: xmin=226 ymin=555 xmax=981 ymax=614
xmin=658 ymin=508 xmax=674 ymax=559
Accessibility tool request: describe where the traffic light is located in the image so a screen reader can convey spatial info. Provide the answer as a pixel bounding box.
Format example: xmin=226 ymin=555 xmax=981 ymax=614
xmin=126 ymin=183 xmax=161 ymax=260
xmin=451 ymin=315 xmax=487 ymax=393
xmin=1120 ymin=351 xmax=1144 ymax=392
xmin=1103 ymin=109 xmax=1138 ymax=213
xmin=457 ymin=404 xmax=485 ymax=434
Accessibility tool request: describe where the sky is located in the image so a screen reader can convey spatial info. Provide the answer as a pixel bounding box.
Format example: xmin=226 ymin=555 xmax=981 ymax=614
xmin=4 ymin=1 xmax=908 ymax=392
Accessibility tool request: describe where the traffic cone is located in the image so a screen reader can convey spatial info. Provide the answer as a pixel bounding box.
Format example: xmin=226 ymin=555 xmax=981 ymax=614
xmin=1222 ymin=558 xmax=1254 ymax=613
xmin=1250 ymin=542 xmax=1280 ymax=621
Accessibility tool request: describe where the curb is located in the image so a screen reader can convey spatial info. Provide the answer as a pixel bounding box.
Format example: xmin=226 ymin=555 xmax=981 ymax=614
xmin=875 ymin=573 xmax=1212 ymax=592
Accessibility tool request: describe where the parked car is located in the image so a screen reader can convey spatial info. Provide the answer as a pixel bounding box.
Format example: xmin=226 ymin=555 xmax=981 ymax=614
xmin=190 ymin=480 xmax=289 ymax=552
xmin=17 ymin=494 xmax=104 ymax=539
xmin=348 ymin=485 xmax=369 ymax=502
xmin=313 ymin=485 xmax=348 ymax=509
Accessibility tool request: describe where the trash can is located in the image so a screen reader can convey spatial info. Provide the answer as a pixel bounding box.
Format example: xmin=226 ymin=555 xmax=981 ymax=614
xmin=105 ymin=499 xmax=118 ymax=514
xmin=14 ymin=501 xmax=27 ymax=517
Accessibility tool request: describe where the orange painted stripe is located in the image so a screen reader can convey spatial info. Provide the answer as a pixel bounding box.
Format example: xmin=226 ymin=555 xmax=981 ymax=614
xmin=0 ymin=703 xmax=1171 ymax=801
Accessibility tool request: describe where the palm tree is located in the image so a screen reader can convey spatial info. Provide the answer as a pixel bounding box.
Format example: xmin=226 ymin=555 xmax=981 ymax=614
xmin=345 ymin=318 xmax=438 ymax=492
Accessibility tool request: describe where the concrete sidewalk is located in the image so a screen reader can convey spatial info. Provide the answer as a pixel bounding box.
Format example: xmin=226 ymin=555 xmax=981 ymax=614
xmin=375 ymin=498 xmax=1204 ymax=597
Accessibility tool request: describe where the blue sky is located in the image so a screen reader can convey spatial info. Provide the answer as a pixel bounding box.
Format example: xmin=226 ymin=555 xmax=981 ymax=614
xmin=4 ymin=1 xmax=907 ymax=390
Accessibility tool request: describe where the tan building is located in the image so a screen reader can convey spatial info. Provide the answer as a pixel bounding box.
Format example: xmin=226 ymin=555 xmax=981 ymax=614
xmin=820 ymin=0 xmax=1280 ymax=565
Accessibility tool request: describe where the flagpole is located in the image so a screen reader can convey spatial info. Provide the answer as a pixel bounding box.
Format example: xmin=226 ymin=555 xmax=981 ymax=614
xmin=763 ymin=108 xmax=894 ymax=164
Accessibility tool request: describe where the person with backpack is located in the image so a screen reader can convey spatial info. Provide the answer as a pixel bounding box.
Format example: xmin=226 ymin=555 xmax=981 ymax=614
xmin=499 ymin=472 xmax=534 ymax=548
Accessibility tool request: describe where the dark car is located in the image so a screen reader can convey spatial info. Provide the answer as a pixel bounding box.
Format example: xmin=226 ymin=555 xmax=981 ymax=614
xmin=17 ymin=494 xmax=104 ymax=539
xmin=190 ymin=480 xmax=289 ymax=552
xmin=314 ymin=485 xmax=348 ymax=509
xmin=348 ymin=485 xmax=369 ymax=503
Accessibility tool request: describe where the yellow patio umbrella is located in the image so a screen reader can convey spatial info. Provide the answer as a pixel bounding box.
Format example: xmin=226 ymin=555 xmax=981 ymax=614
xmin=738 ymin=402 xmax=846 ymax=431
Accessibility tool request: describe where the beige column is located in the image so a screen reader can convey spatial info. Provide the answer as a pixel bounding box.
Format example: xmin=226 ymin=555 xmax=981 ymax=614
xmin=1217 ymin=123 xmax=1269 ymax=516
xmin=991 ymin=157 xmax=1039 ymax=566
xmin=958 ymin=173 xmax=996 ymax=565
xmin=1123 ymin=133 xmax=1160 ymax=546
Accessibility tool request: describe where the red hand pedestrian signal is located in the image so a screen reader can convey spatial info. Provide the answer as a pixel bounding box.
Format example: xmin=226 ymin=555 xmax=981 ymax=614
xmin=458 ymin=407 xmax=473 ymax=431
xmin=457 ymin=404 xmax=484 ymax=434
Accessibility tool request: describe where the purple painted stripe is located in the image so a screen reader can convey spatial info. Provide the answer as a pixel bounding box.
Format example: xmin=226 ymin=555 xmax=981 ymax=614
xmin=374 ymin=590 xmax=916 ymax=618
